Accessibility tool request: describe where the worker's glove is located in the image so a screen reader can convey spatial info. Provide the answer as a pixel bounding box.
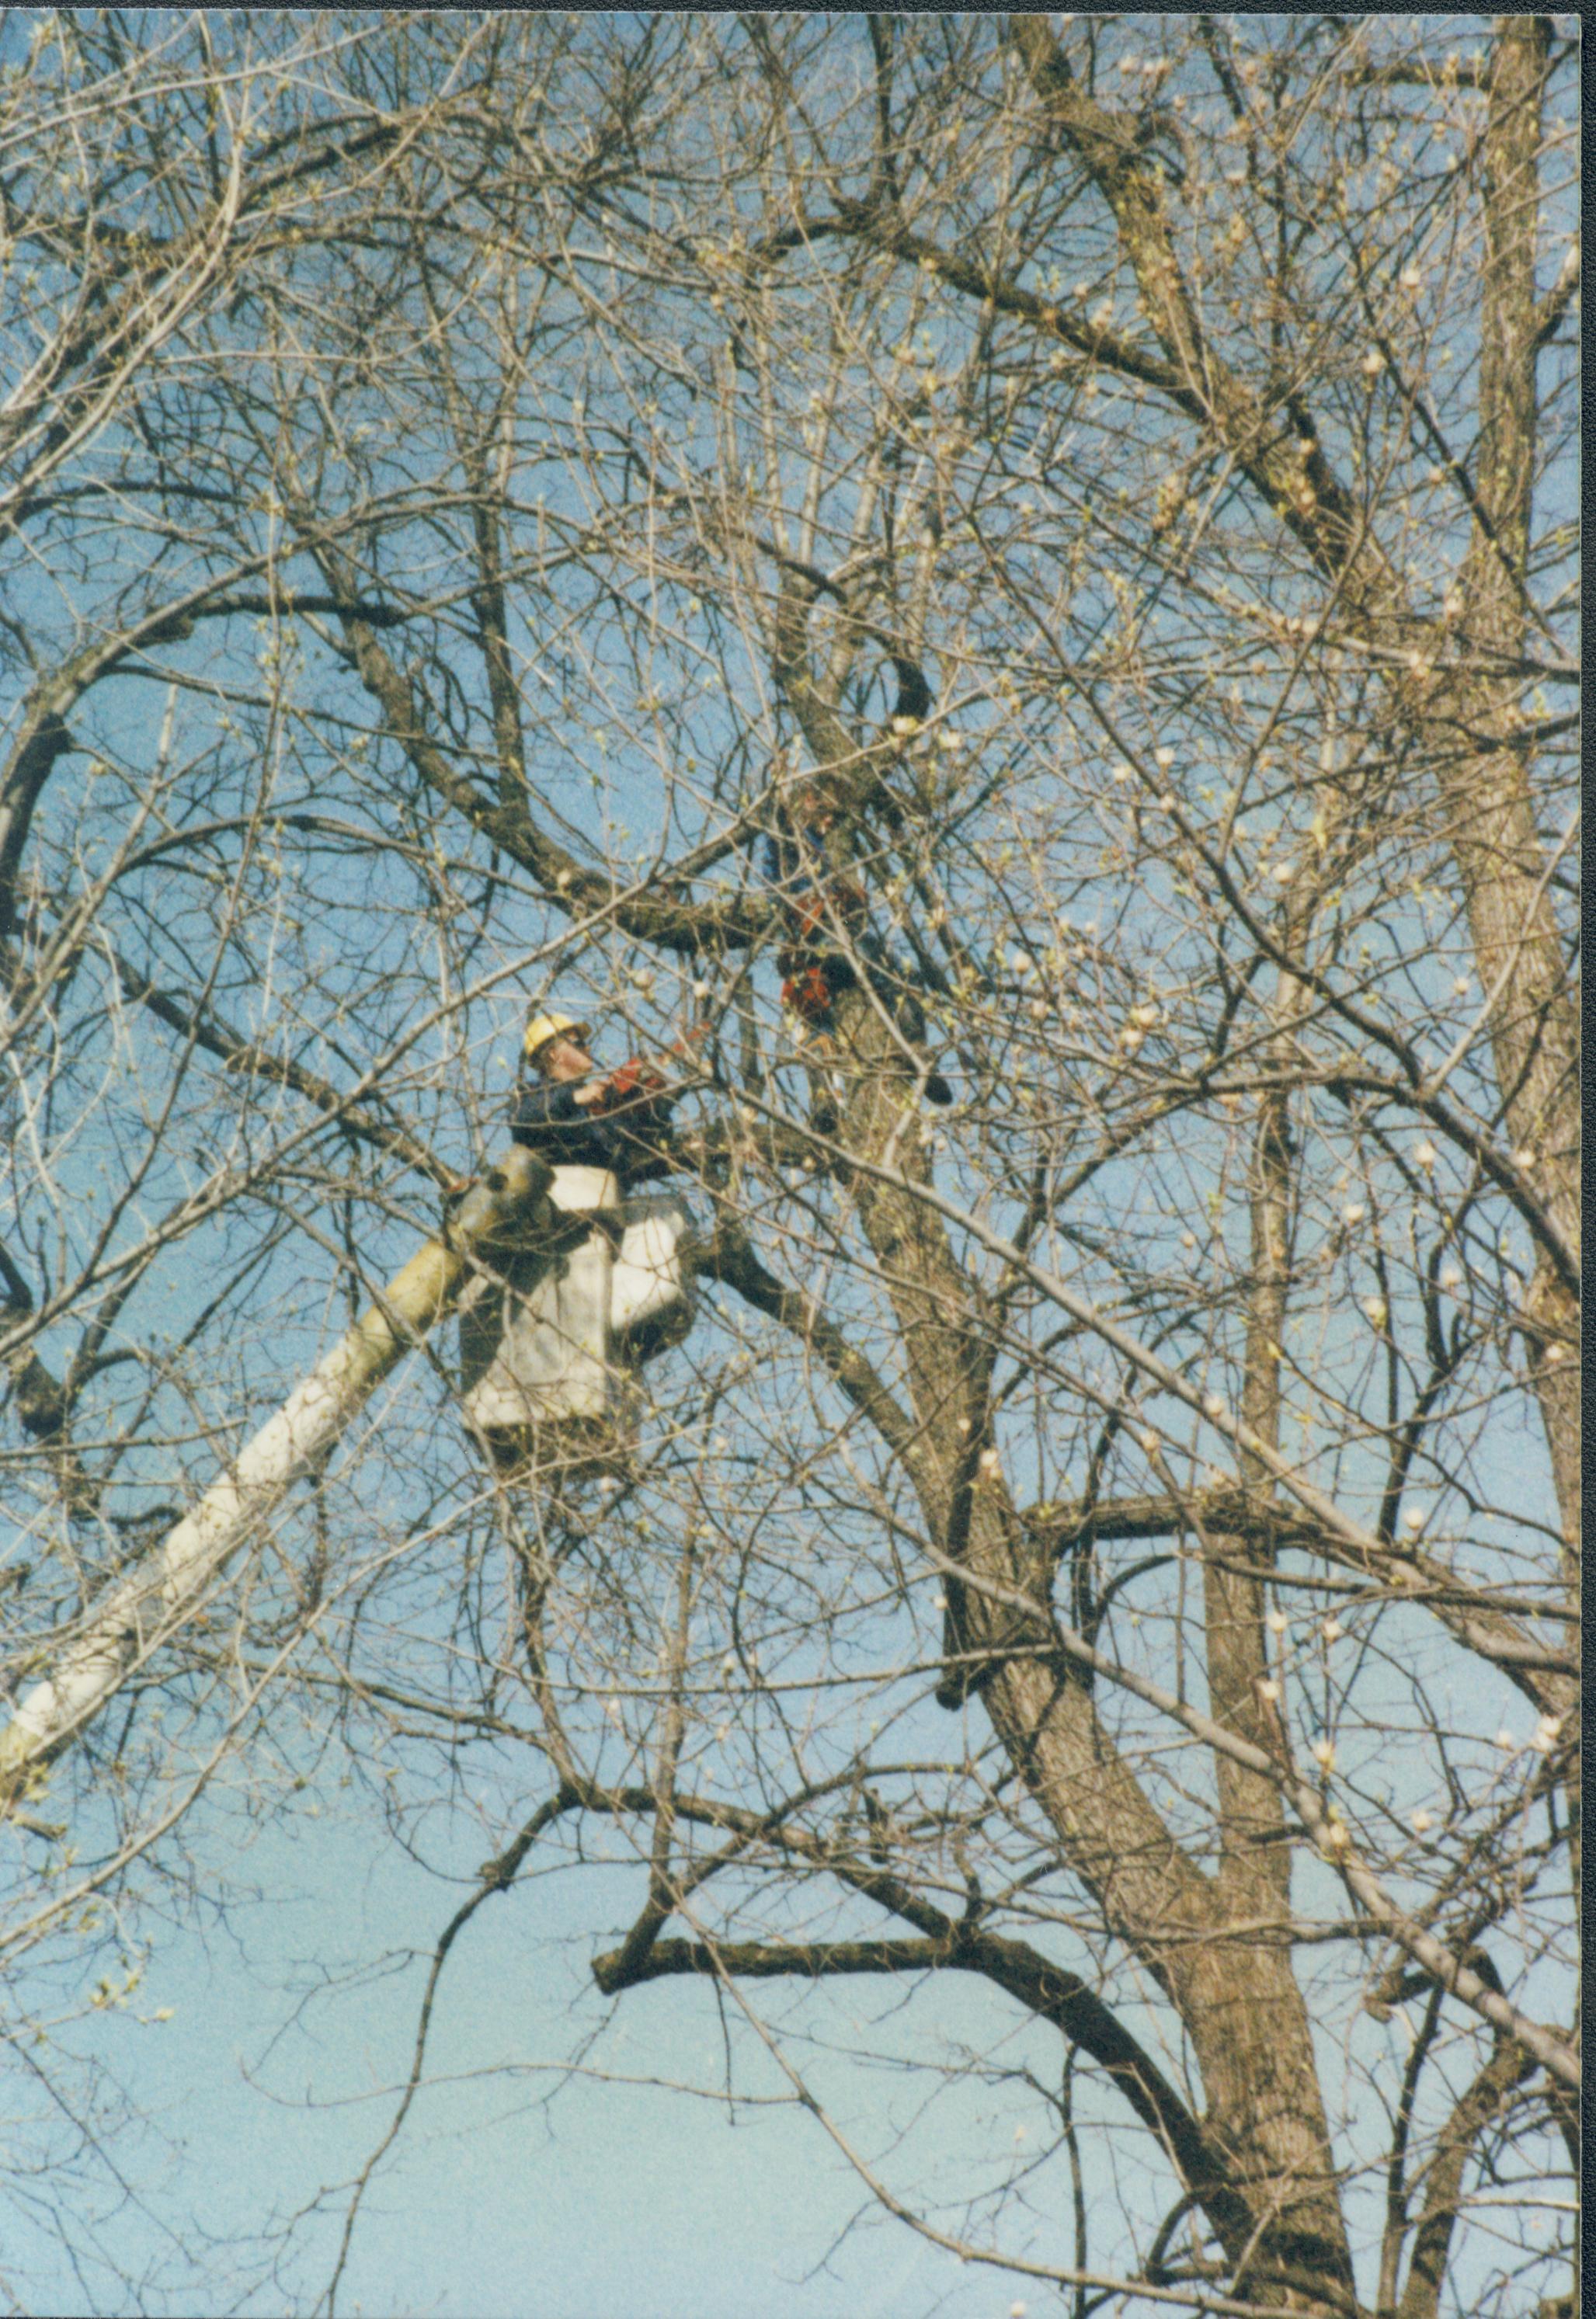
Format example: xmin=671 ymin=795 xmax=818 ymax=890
xmin=597 ymin=1057 xmax=670 ymax=1108
xmin=782 ymin=967 xmax=835 ymax=1027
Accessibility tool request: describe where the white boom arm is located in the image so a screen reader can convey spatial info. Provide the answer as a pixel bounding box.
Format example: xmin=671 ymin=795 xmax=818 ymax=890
xmin=0 ymin=1148 xmax=555 ymax=1810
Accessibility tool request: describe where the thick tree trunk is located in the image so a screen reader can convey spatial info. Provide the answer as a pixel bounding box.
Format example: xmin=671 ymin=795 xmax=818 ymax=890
xmin=831 ymin=993 xmax=1353 ymax=2305
xmin=1447 ymin=16 xmax=1579 ymax=1548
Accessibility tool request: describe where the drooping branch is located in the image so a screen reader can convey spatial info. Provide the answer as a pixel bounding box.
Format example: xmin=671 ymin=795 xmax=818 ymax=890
xmin=0 ymin=568 xmax=422 ymax=961
xmin=593 ymin=1930 xmax=1253 ymax=2255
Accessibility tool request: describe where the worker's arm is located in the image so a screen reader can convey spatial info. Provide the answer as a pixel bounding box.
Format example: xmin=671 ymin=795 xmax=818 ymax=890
xmin=589 ymin=1057 xmax=672 ymax=1114
xmin=507 ymin=1080 xmax=616 ymax=1162
xmin=586 ymin=1059 xmax=690 ymax=1185
xmin=509 ymin=1081 xmax=582 ymax=1133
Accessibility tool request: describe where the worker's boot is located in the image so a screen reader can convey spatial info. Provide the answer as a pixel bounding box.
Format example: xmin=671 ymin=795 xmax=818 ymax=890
xmin=791 ymin=1020 xmax=842 ymax=1136
xmin=935 ymin=1579 xmax=1002 ymax=1709
xmin=892 ymin=988 xmax=927 ymax=1045
xmin=888 ymin=991 xmax=954 ymax=1105
xmin=808 ymin=1061 xmax=840 ymax=1139
xmin=934 ymin=1580 xmax=1020 ymax=1709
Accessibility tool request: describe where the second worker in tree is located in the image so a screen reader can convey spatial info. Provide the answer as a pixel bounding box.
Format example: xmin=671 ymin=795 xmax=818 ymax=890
xmin=763 ymin=807 xmax=953 ymax=1107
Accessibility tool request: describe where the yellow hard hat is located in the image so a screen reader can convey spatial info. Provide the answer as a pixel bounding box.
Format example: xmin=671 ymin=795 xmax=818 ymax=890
xmin=523 ymin=1008 xmax=592 ymax=1064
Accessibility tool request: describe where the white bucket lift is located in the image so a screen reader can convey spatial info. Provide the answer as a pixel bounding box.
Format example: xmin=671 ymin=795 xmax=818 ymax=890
xmin=459 ymin=1165 xmax=695 ymax=1478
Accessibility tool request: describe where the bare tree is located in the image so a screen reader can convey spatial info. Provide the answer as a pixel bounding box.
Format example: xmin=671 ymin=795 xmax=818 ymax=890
xmin=0 ymin=15 xmax=1577 ymax=2316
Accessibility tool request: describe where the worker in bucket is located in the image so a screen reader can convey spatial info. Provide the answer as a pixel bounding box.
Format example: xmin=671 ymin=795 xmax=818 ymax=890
xmin=460 ymin=1007 xmax=697 ymax=1481
xmin=763 ymin=806 xmax=952 ymax=1106
xmin=510 ymin=1010 xmax=685 ymax=1185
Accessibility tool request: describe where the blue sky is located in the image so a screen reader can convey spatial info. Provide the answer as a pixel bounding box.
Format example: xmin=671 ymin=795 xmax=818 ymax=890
xmin=0 ymin=12 xmax=1577 ymax=2315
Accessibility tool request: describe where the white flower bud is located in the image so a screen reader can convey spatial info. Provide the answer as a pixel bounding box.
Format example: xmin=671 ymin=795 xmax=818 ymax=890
xmin=1410 ymin=1808 xmax=1432 ymax=1834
